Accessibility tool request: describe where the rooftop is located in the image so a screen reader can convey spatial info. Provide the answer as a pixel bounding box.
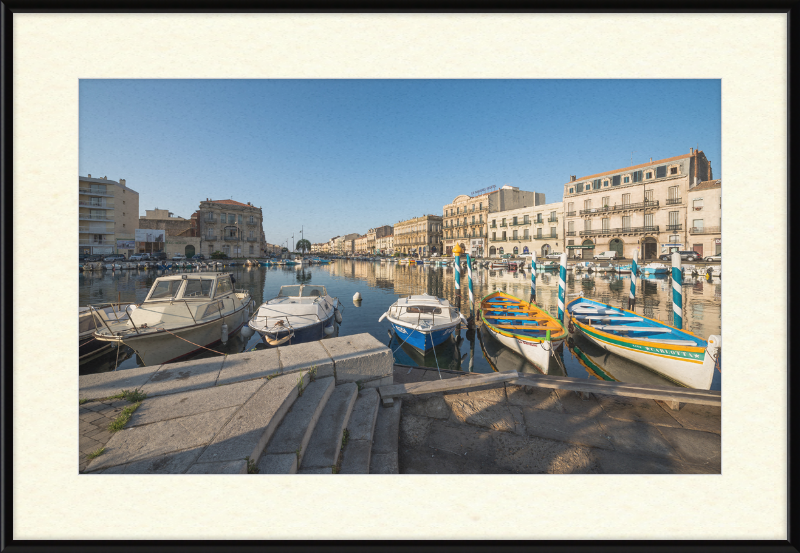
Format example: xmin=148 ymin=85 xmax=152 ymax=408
xmin=690 ymin=179 xmax=722 ymax=192
xmin=568 ymin=152 xmax=695 ymax=184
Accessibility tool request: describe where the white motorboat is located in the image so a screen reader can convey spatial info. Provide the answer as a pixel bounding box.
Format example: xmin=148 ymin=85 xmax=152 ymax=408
xmin=248 ymin=284 xmax=341 ymax=347
xmin=589 ymin=262 xmax=616 ymax=273
xmin=93 ymin=272 xmax=252 ymax=366
xmin=379 ymin=294 xmax=467 ymax=352
xmin=79 ymin=304 xmax=133 ymax=363
xmin=572 ymin=261 xmax=595 ymax=272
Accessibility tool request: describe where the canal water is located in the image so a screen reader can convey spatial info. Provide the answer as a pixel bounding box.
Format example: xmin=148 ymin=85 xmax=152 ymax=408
xmin=79 ymin=260 xmax=721 ymax=391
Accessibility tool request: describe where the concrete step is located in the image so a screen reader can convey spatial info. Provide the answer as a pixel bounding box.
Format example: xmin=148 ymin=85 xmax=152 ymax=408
xmin=339 ymin=389 xmax=380 ymax=474
xmin=299 ymin=382 xmax=358 ymax=471
xmin=258 ymin=376 xmax=335 ymax=473
xmin=369 ymin=398 xmax=402 ymax=474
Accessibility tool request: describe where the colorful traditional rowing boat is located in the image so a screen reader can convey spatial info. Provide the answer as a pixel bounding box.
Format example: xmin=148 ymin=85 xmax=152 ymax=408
xmin=566 ymin=296 xmax=720 ymax=389
xmin=479 ymin=291 xmax=567 ymax=373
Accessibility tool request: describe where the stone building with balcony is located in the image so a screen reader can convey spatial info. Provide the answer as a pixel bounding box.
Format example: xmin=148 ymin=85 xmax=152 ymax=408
xmin=562 ymin=148 xmax=713 ymax=260
xmin=196 ymin=199 xmax=265 ymax=258
xmin=487 ymin=201 xmax=564 ymax=257
xmin=376 ymin=232 xmax=394 ymax=255
xmin=79 ymin=175 xmax=139 ymax=257
xmin=394 ymin=215 xmax=443 ymax=256
xmin=138 ymin=208 xmax=201 ymax=258
xmin=686 ymin=179 xmax=721 ymax=258
xmin=355 ymin=234 xmax=369 ymax=255
xmin=442 ymin=192 xmax=491 ymax=256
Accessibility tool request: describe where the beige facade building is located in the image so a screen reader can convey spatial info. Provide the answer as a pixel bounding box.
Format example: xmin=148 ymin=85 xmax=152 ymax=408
xmin=355 ymin=234 xmax=369 ymax=254
xmin=562 ymin=149 xmax=713 ymax=260
xmin=138 ymin=208 xmax=201 ymax=258
xmin=487 ymin=201 xmax=564 ymax=257
xmin=196 ymin=199 xmax=265 ymax=258
xmin=686 ymin=179 xmax=722 ymax=258
xmin=442 ymin=192 xmax=491 ymax=256
xmin=79 ymin=175 xmax=140 ymax=257
xmin=376 ymin=232 xmax=394 ymax=255
xmin=393 ymin=215 xmax=443 ymax=256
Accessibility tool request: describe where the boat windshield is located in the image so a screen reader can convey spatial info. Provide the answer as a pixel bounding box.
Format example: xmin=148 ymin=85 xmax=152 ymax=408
xmin=406 ymin=306 xmax=442 ymax=314
xmin=149 ymin=279 xmax=183 ymax=300
xmin=183 ymin=278 xmax=213 ymax=298
xmin=278 ymin=285 xmax=302 ymax=297
xmin=301 ymin=286 xmax=327 ymax=297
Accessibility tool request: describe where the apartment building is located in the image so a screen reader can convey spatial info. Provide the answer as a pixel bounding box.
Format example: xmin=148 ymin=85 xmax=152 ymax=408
xmin=376 ymin=232 xmax=394 ymax=255
xmin=394 ymin=215 xmax=443 ymax=256
xmin=355 ymin=234 xmax=369 ymax=255
xmin=442 ymin=192 xmax=491 ymax=256
xmin=79 ymin=175 xmax=140 ymax=257
xmin=487 ymin=201 xmax=564 ymax=257
xmin=196 ymin=199 xmax=265 ymax=258
xmin=562 ymin=149 xmax=713 ymax=260
xmin=337 ymin=233 xmax=360 ymax=255
xmin=686 ymin=179 xmax=721 ymax=258
xmin=488 ymin=185 xmax=545 ymax=214
xmin=138 ymin=208 xmax=200 ymax=258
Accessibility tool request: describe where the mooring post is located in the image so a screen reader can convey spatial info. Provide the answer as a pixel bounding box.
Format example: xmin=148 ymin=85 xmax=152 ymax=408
xmin=558 ymin=252 xmax=567 ymax=325
xmin=628 ymin=248 xmax=638 ymax=311
xmin=530 ymin=251 xmax=537 ymax=304
xmin=466 ymin=252 xmax=475 ymax=328
xmin=671 ymin=251 xmax=683 ymax=329
xmin=453 ymin=243 xmax=462 ymax=329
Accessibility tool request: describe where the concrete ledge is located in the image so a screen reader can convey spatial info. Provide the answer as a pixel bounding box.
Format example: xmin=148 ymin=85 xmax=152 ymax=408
xmin=79 ymin=365 xmax=163 ymax=401
xmin=139 ymin=356 xmax=226 ymax=398
xmin=339 ymin=440 xmax=372 ymax=474
xmin=197 ymin=371 xmax=310 ymax=465
xmin=96 ymin=447 xmax=204 ymax=474
xmin=369 ymin=452 xmax=399 ymax=474
xmin=278 ymin=341 xmax=335 ymax=379
xmin=257 ymin=453 xmax=298 ymax=474
xmin=322 ymin=334 xmax=393 ymax=385
xmin=300 ymin=383 xmax=358 ymax=470
xmin=216 ymin=349 xmax=282 ymax=387
xmin=379 ymin=371 xmax=519 ymax=399
xmin=297 ymin=466 xmax=333 ymax=474
xmin=372 ymin=399 xmax=402 ymax=456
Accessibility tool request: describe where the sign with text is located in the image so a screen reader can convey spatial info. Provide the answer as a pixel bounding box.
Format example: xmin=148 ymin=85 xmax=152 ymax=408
xmin=116 ymin=239 xmax=135 ymax=249
xmin=714 ymin=238 xmax=721 ymax=244
xmin=135 ymin=229 xmax=165 ymax=243
xmin=470 ymin=184 xmax=496 ymax=196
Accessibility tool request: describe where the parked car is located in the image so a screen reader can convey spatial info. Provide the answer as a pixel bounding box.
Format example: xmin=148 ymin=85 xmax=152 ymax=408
xmin=659 ymin=250 xmax=699 ymax=262
xmin=704 ymin=253 xmax=721 ymax=262
xmin=546 ymin=252 xmax=563 ymax=259
xmin=151 ymin=252 xmax=167 ymax=261
xmin=172 ymin=254 xmax=186 ymax=261
xmin=79 ymin=253 xmax=89 ymax=262
xmin=593 ymin=250 xmax=619 ymax=261
xmin=104 ymin=254 xmax=126 ymax=262
xmin=82 ymin=254 xmax=102 ymax=262
xmin=129 ymin=253 xmax=150 ymax=261
xmin=192 ymin=254 xmax=206 ymax=261
xmin=500 ymin=253 xmax=512 ymax=259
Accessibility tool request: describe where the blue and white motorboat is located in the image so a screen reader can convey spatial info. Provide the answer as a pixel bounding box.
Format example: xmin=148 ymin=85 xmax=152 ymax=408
xmin=641 ymin=262 xmax=668 ymax=275
xmin=248 ymin=284 xmax=342 ymax=347
xmin=379 ymin=294 xmax=467 ymax=352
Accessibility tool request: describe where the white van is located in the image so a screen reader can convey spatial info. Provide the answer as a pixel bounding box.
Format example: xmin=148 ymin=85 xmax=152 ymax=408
xmin=593 ymin=250 xmax=618 ymax=260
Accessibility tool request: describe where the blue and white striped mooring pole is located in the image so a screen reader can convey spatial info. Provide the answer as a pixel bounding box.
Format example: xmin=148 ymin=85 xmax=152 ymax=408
xmin=466 ymin=253 xmax=474 ymax=316
xmin=558 ymin=252 xmax=567 ymax=323
xmin=671 ymin=251 xmax=683 ymax=329
xmin=453 ymin=243 xmax=462 ymax=316
xmin=530 ymin=252 xmax=537 ymax=303
xmin=628 ymin=248 xmax=639 ymax=311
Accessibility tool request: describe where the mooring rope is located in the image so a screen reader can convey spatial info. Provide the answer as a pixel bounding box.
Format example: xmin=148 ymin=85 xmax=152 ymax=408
xmin=161 ymin=327 xmax=227 ymax=356
xmin=430 ymin=336 xmax=443 ymax=380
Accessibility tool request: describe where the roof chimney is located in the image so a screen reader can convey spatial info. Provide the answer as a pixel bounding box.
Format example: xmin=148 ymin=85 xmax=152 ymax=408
xmin=649 ymin=157 xmax=652 ymax=163
xmin=690 ymin=148 xmax=694 ymax=154
xmin=87 ymin=174 xmax=91 ymax=178
xmin=570 ymin=175 xmax=577 ymax=182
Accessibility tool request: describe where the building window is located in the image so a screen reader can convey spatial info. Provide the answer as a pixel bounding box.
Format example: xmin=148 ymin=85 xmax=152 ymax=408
xmin=221 ymin=212 xmax=226 ymax=222
xmin=645 ymin=190 xmax=653 ymax=202
xmin=523 ymin=229 xmax=529 ymax=238
xmin=622 ymin=216 xmax=631 ymax=230
xmin=122 ymin=224 xmax=125 ymax=228
xmin=492 ymin=232 xmax=496 ymax=240
xmin=513 ymin=246 xmax=519 ymax=254
xmin=584 ymin=200 xmax=591 ymax=210
xmin=693 ymin=198 xmax=703 ymax=211
xmin=568 ymin=221 xmax=574 ymax=233
xmin=584 ymin=219 xmax=591 ymax=231
xmin=536 ymin=228 xmax=542 ymax=239
xmin=513 ymin=230 xmax=518 ymax=239
xmin=550 ymin=227 xmax=557 ymax=238
xmin=602 ymin=218 xmax=609 ymax=231
xmin=622 ymin=193 xmax=631 ymax=206
xmin=479 ymin=203 xmax=483 ymax=210
xmin=644 ymin=213 xmax=654 ymax=227
xmin=602 ymin=196 xmax=609 ymax=208
xmin=249 ymin=245 xmax=254 ymax=254
xmin=569 ymin=187 xmax=574 ymax=194
xmin=593 ymin=179 xmax=601 ymax=190
xmin=670 ymin=166 xmax=678 ymax=175
xmin=612 ymin=175 xmax=621 ymax=186
xmin=646 ymin=171 xmax=653 ymax=179
xmin=669 ymin=211 xmax=680 ymax=227
xmin=623 ymin=176 xmax=630 ymax=184
xmin=512 ymin=216 xmax=518 ymax=225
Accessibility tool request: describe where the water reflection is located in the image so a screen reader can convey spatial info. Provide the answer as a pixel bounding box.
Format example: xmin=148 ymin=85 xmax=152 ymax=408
xmin=79 ymin=261 xmax=721 ymax=391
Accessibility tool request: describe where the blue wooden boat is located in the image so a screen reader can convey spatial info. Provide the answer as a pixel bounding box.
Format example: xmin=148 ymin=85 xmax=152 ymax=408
xmin=566 ymin=296 xmax=720 ymax=389
xmin=379 ymin=294 xmax=467 ymax=352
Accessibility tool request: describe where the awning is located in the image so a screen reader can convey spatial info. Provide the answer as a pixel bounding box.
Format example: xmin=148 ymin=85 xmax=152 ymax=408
xmin=567 ymin=245 xmax=595 ymax=249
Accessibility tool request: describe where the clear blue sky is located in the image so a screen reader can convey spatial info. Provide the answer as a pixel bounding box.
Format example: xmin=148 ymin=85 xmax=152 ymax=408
xmin=79 ymin=79 xmax=721 ymax=246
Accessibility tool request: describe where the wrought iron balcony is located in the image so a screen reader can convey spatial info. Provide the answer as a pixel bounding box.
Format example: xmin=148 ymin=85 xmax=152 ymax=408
xmin=579 ymin=225 xmax=659 ymax=237
xmin=79 ymin=200 xmax=113 ymax=209
xmin=204 ymin=218 xmax=217 ymax=224
xmin=224 ymin=235 xmax=239 ymax=241
xmin=548 ymin=217 xmax=558 ymax=222
xmin=490 ymin=237 xmax=507 ymax=242
xmin=490 ymin=224 xmax=497 ymax=229
xmin=566 ymin=231 xmax=576 ymax=236
xmin=79 ymin=187 xmax=114 ymax=197
xmin=566 ymin=211 xmax=576 ymax=217
xmin=666 ymin=224 xmax=682 ymax=231
xmin=79 ymin=214 xmax=114 ymax=221
xmin=689 ymin=226 xmax=721 ymax=234
xmin=509 ymin=221 xmax=530 ymax=226
xmin=579 ymin=200 xmax=659 ymax=216
xmin=246 ymin=237 xmax=258 ymax=241
xmin=499 ymin=223 xmax=507 ymax=228
xmin=666 ymin=198 xmax=682 ymax=205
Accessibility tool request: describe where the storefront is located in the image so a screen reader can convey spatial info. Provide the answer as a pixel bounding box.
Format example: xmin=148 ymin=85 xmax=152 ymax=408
xmin=567 ymin=242 xmax=595 ymax=259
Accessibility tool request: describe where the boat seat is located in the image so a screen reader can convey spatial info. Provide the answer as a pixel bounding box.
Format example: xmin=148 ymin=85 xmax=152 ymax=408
xmin=594 ymin=325 xmax=672 ymax=333
xmin=574 ymin=315 xmax=642 ymax=322
xmin=634 ymin=337 xmax=701 ymax=346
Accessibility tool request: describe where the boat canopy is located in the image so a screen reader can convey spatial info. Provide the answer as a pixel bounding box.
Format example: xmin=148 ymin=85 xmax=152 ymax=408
xmin=277 ymin=285 xmax=328 ymax=298
xmin=144 ymin=273 xmax=233 ymax=303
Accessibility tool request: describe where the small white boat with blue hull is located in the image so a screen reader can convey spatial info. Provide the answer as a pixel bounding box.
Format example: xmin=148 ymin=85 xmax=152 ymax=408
xmin=379 ymin=294 xmax=467 ymax=352
xmin=248 ymin=285 xmax=341 ymax=347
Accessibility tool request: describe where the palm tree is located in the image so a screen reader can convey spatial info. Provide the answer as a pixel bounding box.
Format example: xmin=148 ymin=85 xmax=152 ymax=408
xmin=296 ymin=239 xmax=311 ymax=254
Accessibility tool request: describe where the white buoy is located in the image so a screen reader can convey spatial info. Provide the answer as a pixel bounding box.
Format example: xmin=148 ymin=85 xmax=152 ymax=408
xmin=353 ymin=292 xmax=362 ymax=301
xmin=221 ymin=323 xmax=229 ymax=344
xmin=240 ymin=324 xmax=255 ymax=339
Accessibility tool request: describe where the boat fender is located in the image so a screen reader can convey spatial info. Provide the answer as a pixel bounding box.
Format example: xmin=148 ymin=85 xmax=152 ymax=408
xmin=221 ymin=323 xmax=229 ymax=344
xmin=323 ymin=325 xmax=335 ymax=336
xmin=335 ymin=309 xmax=343 ymax=324
xmin=378 ymin=312 xmax=387 ymax=322
xmin=240 ymin=324 xmax=255 ymax=339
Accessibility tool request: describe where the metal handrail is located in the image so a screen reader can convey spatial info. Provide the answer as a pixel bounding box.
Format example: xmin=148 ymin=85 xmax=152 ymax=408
xmin=183 ymin=300 xmax=198 ymax=325
xmin=125 ymin=304 xmax=141 ymax=335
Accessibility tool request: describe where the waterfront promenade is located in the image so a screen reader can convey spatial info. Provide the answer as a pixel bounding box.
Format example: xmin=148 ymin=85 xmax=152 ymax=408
xmin=79 ymin=333 xmax=720 ymax=474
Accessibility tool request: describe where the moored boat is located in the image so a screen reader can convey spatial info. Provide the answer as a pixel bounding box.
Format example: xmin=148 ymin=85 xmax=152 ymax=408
xmin=248 ymin=284 xmax=341 ymax=347
xmin=79 ymin=304 xmax=133 ymax=363
xmin=641 ymin=262 xmax=668 ymax=275
xmin=479 ymin=291 xmax=566 ymax=372
xmin=93 ymin=272 xmax=252 ymax=366
xmin=379 ymin=294 xmax=466 ymax=352
xmin=566 ymin=296 xmax=720 ymax=389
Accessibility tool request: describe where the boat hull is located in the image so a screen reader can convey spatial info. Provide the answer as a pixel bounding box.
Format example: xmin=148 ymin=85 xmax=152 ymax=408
xmin=254 ymin=312 xmax=335 ymax=347
xmin=483 ymin=325 xmax=562 ymax=373
xmin=390 ymin=321 xmax=458 ymax=352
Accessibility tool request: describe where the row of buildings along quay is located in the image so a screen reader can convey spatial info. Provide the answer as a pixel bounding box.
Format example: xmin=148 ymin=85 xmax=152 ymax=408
xmin=312 ymin=147 xmax=720 ymax=261
xmin=80 ymin=147 xmax=720 ymax=261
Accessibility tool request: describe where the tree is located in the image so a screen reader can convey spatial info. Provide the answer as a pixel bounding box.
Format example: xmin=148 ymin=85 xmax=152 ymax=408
xmin=281 ymin=247 xmax=288 ymax=253
xmin=296 ymin=239 xmax=311 ymax=254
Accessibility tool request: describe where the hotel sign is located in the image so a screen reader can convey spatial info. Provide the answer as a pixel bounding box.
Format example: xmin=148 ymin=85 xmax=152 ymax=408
xmin=471 ymin=184 xmax=497 ymax=196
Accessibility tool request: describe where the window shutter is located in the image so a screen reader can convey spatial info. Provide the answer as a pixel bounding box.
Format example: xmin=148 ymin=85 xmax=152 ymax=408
xmin=612 ymin=175 xmax=621 ymax=186
xmin=656 ymin=165 xmax=667 ymax=178
xmin=577 ymin=182 xmax=583 ymax=192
